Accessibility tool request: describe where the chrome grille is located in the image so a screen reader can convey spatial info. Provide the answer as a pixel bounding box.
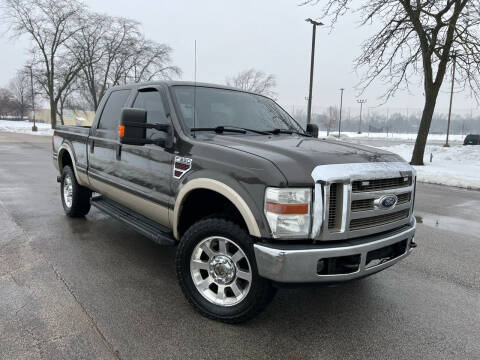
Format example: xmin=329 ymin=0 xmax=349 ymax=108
xmin=350 ymin=210 xmax=410 ymax=230
xmin=352 ymin=176 xmax=411 ymax=192
xmin=313 ymin=162 xmax=415 ymax=241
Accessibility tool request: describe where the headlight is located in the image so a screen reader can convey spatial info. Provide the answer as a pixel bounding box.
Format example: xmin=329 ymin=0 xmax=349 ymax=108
xmin=264 ymin=187 xmax=312 ymax=238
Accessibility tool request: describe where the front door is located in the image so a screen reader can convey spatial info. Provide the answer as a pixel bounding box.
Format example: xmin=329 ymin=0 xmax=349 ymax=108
xmin=114 ymin=87 xmax=175 ymax=228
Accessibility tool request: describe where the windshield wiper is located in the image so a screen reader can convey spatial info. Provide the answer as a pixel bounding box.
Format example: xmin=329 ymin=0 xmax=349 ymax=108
xmin=190 ymin=126 xmax=246 ymax=134
xmin=266 ymin=128 xmax=311 ymax=137
xmin=190 ymin=125 xmax=272 ymax=135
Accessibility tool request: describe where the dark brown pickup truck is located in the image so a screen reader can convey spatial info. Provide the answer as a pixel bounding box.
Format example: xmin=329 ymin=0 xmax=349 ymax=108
xmin=53 ymin=81 xmax=417 ymax=323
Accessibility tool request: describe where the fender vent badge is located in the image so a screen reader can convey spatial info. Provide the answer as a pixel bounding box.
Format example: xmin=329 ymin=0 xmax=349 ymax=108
xmin=173 ymin=156 xmax=192 ymax=179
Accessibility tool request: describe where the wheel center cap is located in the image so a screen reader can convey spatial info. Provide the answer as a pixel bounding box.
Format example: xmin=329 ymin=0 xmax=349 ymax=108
xmin=209 ymin=255 xmax=236 ymax=284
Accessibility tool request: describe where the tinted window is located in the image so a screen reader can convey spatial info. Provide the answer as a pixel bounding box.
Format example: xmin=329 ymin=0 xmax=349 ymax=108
xmin=133 ymin=90 xmax=169 ymax=139
xmin=172 ymin=86 xmax=304 ymax=133
xmin=98 ymin=89 xmax=131 ymax=131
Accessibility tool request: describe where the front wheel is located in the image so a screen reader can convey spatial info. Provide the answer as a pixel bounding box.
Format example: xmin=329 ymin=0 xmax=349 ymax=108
xmin=176 ymin=218 xmax=276 ymax=323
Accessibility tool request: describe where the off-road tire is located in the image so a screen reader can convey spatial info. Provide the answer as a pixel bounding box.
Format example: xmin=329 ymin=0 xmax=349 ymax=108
xmin=176 ymin=218 xmax=276 ymax=323
xmin=60 ymin=165 xmax=91 ymax=217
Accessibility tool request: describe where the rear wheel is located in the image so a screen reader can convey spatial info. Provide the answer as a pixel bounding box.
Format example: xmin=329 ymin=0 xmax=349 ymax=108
xmin=176 ymin=218 xmax=276 ymax=323
xmin=60 ymin=166 xmax=91 ymax=217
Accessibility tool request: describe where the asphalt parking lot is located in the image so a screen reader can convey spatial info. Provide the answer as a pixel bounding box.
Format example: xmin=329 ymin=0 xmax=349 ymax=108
xmin=1 ymin=132 xmax=479 ymax=359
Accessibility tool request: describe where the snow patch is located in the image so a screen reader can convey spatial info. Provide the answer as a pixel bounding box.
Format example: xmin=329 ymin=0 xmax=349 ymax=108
xmin=0 ymin=120 xmax=53 ymax=136
xmin=377 ymin=144 xmax=480 ymax=190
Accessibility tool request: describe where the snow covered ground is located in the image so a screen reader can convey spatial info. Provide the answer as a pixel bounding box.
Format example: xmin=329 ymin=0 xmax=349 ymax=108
xmin=319 ymin=130 xmax=464 ymax=142
xmin=0 ymin=120 xmax=53 ymax=136
xmin=377 ymin=144 xmax=480 ymax=190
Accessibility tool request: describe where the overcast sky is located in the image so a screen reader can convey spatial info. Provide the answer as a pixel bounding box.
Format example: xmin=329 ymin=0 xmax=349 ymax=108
xmin=0 ymin=0 xmax=477 ymax=114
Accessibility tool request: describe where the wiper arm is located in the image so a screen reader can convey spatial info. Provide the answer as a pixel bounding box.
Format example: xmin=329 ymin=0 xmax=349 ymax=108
xmin=221 ymin=125 xmax=271 ymax=135
xmin=190 ymin=126 xmax=246 ymax=134
xmin=266 ymin=128 xmax=311 ymax=137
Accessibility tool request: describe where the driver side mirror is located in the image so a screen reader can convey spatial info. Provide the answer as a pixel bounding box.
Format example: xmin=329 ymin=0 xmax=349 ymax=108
xmin=119 ymin=108 xmax=147 ymax=145
xmin=119 ymin=108 xmax=172 ymax=147
xmin=306 ymin=123 xmax=319 ymax=138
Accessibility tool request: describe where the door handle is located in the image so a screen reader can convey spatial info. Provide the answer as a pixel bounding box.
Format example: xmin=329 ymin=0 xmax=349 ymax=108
xmin=116 ymin=144 xmax=122 ymax=160
xmin=90 ymin=139 xmax=94 ymax=153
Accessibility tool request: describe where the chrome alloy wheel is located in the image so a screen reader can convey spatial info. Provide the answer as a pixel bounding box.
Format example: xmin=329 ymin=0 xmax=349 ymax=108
xmin=63 ymin=175 xmax=73 ymax=209
xmin=190 ymin=236 xmax=252 ymax=306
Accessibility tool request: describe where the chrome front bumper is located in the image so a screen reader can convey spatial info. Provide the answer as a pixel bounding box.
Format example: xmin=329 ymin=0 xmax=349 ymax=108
xmin=254 ymin=218 xmax=416 ymax=283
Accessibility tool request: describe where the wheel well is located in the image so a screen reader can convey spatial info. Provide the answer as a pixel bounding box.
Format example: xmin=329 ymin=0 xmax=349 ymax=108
xmin=177 ymin=189 xmax=248 ymax=238
xmin=59 ymin=149 xmax=73 ymax=170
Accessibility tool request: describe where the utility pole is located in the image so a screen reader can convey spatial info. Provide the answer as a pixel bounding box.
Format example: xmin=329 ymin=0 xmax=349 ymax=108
xmin=26 ymin=65 xmax=37 ymax=132
xmin=338 ymin=88 xmax=344 ymax=137
xmin=444 ymin=52 xmax=456 ymax=147
xmin=305 ymin=18 xmax=323 ymax=125
xmin=357 ymin=99 xmax=367 ymax=134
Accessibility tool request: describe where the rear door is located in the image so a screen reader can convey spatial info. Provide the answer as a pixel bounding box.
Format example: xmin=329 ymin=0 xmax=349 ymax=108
xmin=87 ymin=88 xmax=133 ymax=201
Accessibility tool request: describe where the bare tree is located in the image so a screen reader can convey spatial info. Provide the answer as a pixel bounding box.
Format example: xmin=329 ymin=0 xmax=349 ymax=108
xmin=72 ymin=15 xmax=181 ymax=110
xmin=8 ymin=69 xmax=31 ymax=119
xmin=303 ymin=0 xmax=479 ymax=165
xmin=226 ymin=69 xmax=277 ymax=97
xmin=126 ymin=38 xmax=181 ymax=83
xmin=3 ymin=0 xmax=86 ymax=128
xmin=72 ymin=15 xmax=137 ymax=110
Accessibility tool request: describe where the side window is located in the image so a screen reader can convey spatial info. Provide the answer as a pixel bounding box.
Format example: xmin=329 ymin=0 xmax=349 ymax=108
xmin=98 ymin=89 xmax=131 ymax=132
xmin=133 ymin=90 xmax=169 ymax=139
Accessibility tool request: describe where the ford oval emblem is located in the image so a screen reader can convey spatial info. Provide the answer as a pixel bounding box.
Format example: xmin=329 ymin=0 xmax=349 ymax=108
xmin=379 ymin=194 xmax=398 ymax=209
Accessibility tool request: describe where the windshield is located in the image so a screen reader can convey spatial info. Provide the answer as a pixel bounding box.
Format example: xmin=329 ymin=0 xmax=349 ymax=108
xmin=171 ymin=85 xmax=305 ymax=134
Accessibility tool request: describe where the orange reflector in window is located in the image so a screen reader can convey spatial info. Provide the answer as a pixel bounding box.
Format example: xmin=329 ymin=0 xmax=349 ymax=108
xmin=265 ymin=202 xmax=308 ymax=215
xmin=118 ymin=125 xmax=125 ymax=137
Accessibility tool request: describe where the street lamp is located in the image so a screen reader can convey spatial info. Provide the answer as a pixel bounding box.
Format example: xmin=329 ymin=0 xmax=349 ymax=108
xmin=338 ymin=88 xmax=344 ymax=137
xmin=305 ymin=18 xmax=324 ymax=125
xmin=25 ymin=65 xmax=37 ymax=132
xmin=357 ymin=99 xmax=367 ymax=134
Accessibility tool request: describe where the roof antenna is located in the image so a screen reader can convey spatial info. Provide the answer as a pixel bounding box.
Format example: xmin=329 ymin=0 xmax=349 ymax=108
xmin=193 ymin=40 xmax=197 ymax=138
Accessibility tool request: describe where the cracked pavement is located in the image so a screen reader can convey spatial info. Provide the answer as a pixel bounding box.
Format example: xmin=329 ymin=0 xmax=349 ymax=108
xmin=0 ymin=202 xmax=118 ymax=359
xmin=0 ymin=132 xmax=479 ymax=359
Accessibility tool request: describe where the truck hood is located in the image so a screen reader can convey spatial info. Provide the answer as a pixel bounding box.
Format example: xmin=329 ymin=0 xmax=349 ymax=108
xmin=208 ymin=134 xmax=404 ymax=186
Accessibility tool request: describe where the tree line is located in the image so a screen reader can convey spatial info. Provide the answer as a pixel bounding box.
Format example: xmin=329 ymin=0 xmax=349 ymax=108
xmin=2 ymin=0 xmax=181 ymax=128
xmin=293 ymin=106 xmax=480 ymax=136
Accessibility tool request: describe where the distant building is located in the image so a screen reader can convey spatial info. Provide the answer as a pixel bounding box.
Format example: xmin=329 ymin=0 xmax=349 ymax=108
xmin=33 ymin=109 xmax=95 ymax=126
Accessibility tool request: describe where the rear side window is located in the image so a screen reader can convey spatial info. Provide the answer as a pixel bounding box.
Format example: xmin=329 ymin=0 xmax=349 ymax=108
xmin=133 ymin=90 xmax=169 ymax=139
xmin=98 ymin=89 xmax=131 ymax=131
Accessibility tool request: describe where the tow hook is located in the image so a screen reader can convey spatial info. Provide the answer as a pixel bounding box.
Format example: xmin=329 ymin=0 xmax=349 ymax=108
xmin=56 ymin=175 xmax=61 ymax=183
xmin=410 ymin=239 xmax=417 ymax=249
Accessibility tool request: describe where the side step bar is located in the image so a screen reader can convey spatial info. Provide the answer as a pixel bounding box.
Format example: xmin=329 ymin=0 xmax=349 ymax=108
xmin=90 ymin=196 xmax=176 ymax=246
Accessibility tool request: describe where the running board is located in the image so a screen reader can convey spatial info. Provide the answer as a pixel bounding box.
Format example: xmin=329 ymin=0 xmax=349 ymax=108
xmin=90 ymin=196 xmax=176 ymax=246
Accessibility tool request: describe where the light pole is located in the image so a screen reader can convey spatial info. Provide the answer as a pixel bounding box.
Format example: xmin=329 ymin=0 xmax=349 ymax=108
xmin=357 ymin=99 xmax=367 ymax=134
xmin=444 ymin=52 xmax=456 ymax=147
xmin=26 ymin=65 xmax=37 ymax=132
xmin=338 ymin=88 xmax=344 ymax=137
xmin=305 ymin=18 xmax=323 ymax=125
